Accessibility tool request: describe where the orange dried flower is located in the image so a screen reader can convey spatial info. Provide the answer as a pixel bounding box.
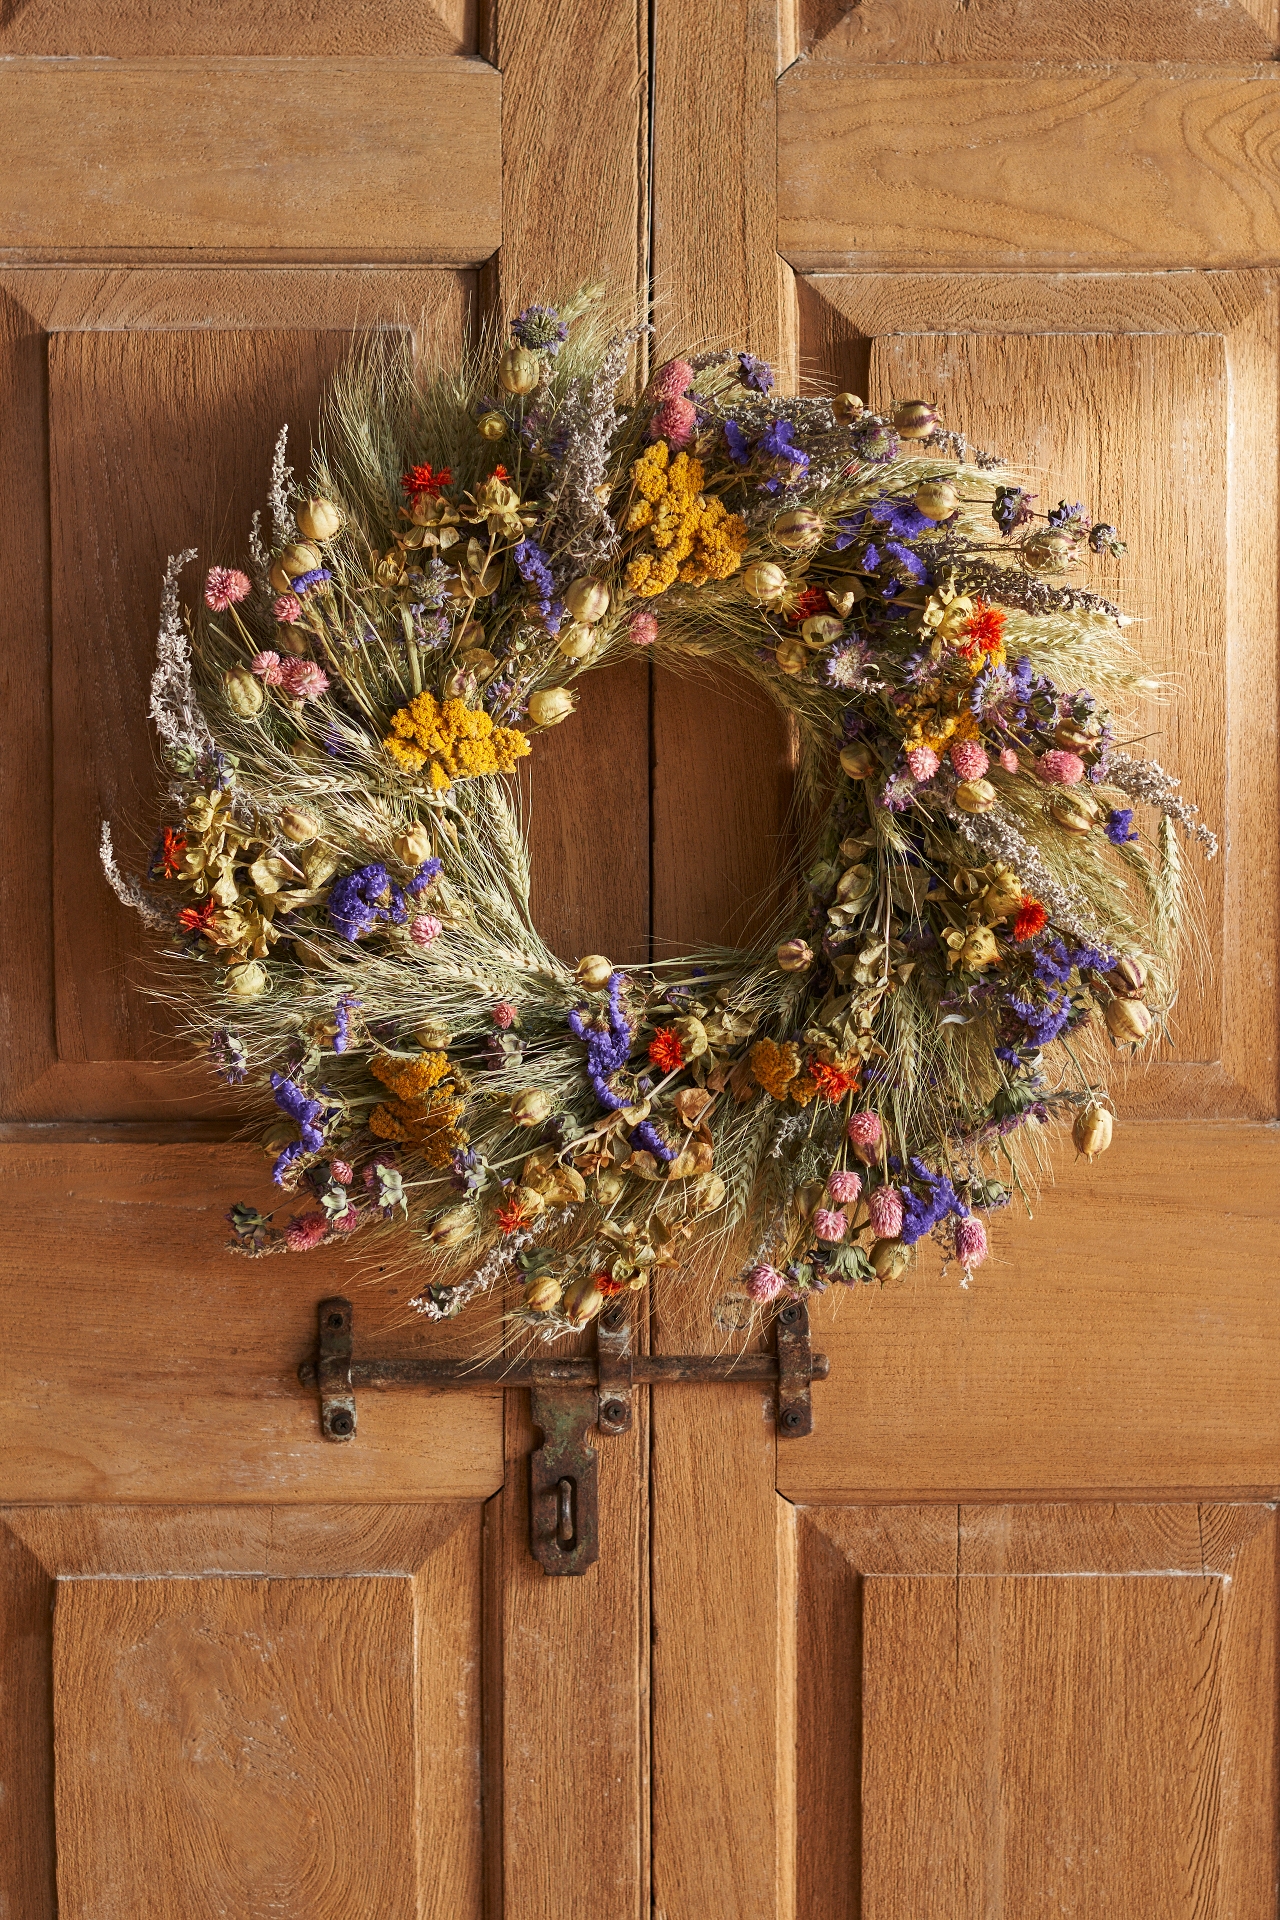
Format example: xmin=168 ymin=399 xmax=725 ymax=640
xmin=807 ymin=1059 xmax=859 ymax=1102
xmin=648 ymin=1028 xmax=685 ymax=1073
xmin=1012 ymin=897 xmax=1048 ymax=942
xmin=750 ymin=1038 xmax=802 ymax=1101
xmin=956 ymin=599 xmax=1006 ymax=660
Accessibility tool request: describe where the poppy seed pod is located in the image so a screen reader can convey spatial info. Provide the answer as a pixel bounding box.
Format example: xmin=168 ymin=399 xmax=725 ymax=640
xmin=833 ymin=393 xmax=865 ymax=422
xmin=527 ymin=687 xmax=578 ymax=728
xmin=575 ymin=953 xmax=614 ymax=990
xmin=224 ymin=666 xmax=264 ymax=717
xmin=394 ymin=823 xmax=433 ymax=867
xmin=279 ymin=807 xmax=319 ymax=846
xmin=893 ymin=400 xmax=940 ymax=440
xmin=777 ymin=938 xmax=814 ymax=972
xmin=1072 ymin=1101 xmax=1114 ymax=1160
xmin=564 ymin=577 xmax=611 ymax=624
xmin=510 ymin=1087 xmax=553 ymax=1125
xmin=523 ymin=1274 xmax=563 ymax=1314
xmin=1105 ymin=997 xmax=1153 ymax=1045
xmin=954 ymin=777 xmax=997 ymax=814
xmin=741 ymin=561 xmax=789 ymax=604
xmin=498 ymin=345 xmax=540 ymax=395
xmin=429 ymin=1204 xmax=474 ymax=1247
xmin=1106 ymin=955 xmax=1147 ymax=999
xmin=295 ymin=498 xmax=343 ymax=543
xmin=840 ymin=741 xmax=878 ymax=780
xmin=562 ymin=1273 xmax=605 ymax=1327
xmin=869 ymin=1236 xmax=912 ymax=1280
xmin=772 ymin=508 xmax=824 ymax=549
xmin=914 ymin=480 xmax=958 ymax=521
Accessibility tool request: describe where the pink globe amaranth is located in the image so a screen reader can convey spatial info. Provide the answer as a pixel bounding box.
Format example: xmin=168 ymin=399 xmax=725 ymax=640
xmin=747 ymin=1263 xmax=787 ymax=1303
xmin=949 ymin=739 xmax=989 ymax=780
xmin=285 ymin=1210 xmax=329 ymax=1253
xmin=331 ymin=1207 xmax=363 ymax=1236
xmin=273 ymin=592 xmax=303 ymax=624
xmin=492 ymin=1000 xmax=517 ymax=1029
xmin=330 ymin=1160 xmax=354 ymax=1186
xmin=998 ymin=747 xmax=1020 ymax=774
xmin=629 ymin=609 xmax=658 ymax=646
xmin=868 ymin=1186 xmax=904 ymax=1238
xmin=250 ymin=649 xmax=285 ymax=685
xmin=812 ymin=1208 xmax=847 ymax=1244
xmin=1035 ymin=749 xmax=1085 ymax=786
xmin=651 ymin=358 xmax=694 ymax=403
xmin=827 ymin=1169 xmax=862 ymax=1205
xmin=410 ymin=913 xmax=442 ymax=947
xmin=205 ymin=566 xmax=251 ymax=611
xmin=955 ymin=1215 xmax=989 ymax=1268
xmin=648 ymin=395 xmax=697 ymax=449
xmin=279 ymin=657 xmax=329 ymax=700
xmin=846 ymin=1110 xmax=882 ymax=1147
xmin=906 ymin=745 xmax=940 ymax=783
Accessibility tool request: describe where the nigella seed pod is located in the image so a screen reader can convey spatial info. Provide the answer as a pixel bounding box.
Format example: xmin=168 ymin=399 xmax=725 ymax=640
xmin=1054 ymin=719 xmax=1098 ymax=752
xmin=557 ymin=623 xmax=597 ymax=661
xmin=775 ymin=635 xmax=809 ymax=676
xmin=893 ymin=400 xmax=940 ymax=440
xmin=1048 ymin=791 xmax=1099 ymax=835
xmin=832 ymin=393 xmax=865 ymax=422
xmin=1023 ymin=529 xmax=1075 ymax=574
xmin=429 ymin=1204 xmax=474 ymax=1247
xmin=800 ymin=613 xmax=844 ymax=650
xmin=477 ymin=410 xmax=507 ymax=441
xmin=1072 ymin=1101 xmax=1114 ymax=1160
xmin=954 ymin=778 xmax=997 ymax=814
xmin=279 ymin=807 xmax=319 ymax=845
xmin=914 ymin=480 xmax=958 ymax=521
xmin=1105 ymin=998 xmax=1153 ymax=1045
xmin=564 ymin=577 xmax=611 ymax=623
xmin=225 ymin=960 xmax=269 ymax=998
xmin=527 ymin=687 xmax=578 ymax=727
xmin=295 ymin=498 xmax=343 ymax=543
xmin=772 ymin=508 xmax=824 ymax=549
xmin=840 ymin=742 xmax=877 ymax=780
xmin=777 ymin=938 xmax=814 ymax=973
xmin=741 ymin=561 xmax=789 ymax=604
xmin=523 ymin=1274 xmax=563 ymax=1314
xmin=224 ymin=667 xmax=264 ymax=717
xmin=510 ymin=1088 xmax=553 ymax=1125
xmin=869 ymin=1237 xmax=911 ymax=1280
xmin=280 ymin=541 xmax=323 ymax=578
xmin=1106 ymin=955 xmax=1147 ymax=999
xmin=498 ymin=345 xmax=540 ymax=395
xmin=562 ymin=1274 xmax=605 ymax=1327
xmin=394 ymin=823 xmax=433 ymax=866
xmin=575 ymin=954 xmax=614 ymax=990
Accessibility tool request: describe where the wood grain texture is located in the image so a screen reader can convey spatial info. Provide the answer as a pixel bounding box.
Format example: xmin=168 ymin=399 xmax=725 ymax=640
xmin=0 ymin=58 xmax=500 ymax=264
xmin=0 ymin=0 xmax=477 ymax=56
xmin=797 ymin=272 xmax=1280 ymax=1121
xmin=795 ymin=1504 xmax=1280 ymax=1920
xmin=0 ymin=268 xmax=473 ymax=1121
xmin=803 ymin=0 xmax=1276 ymax=61
xmin=781 ymin=1123 xmax=1280 ymax=1503
xmin=779 ymin=63 xmax=1280 ymax=272
xmin=0 ymin=1144 xmax=504 ymax=1502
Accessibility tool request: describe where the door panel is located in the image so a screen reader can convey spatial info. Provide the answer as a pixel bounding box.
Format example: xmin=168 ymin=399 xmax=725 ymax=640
xmin=794 ymin=1503 xmax=1279 ymax=1920
xmin=3 ymin=1505 xmax=484 ymax=1919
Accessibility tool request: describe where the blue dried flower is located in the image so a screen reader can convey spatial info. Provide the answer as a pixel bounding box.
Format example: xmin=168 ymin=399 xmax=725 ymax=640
xmin=1105 ymin=807 xmax=1138 ymax=845
xmin=512 ymin=304 xmax=569 ymax=356
xmin=724 ymin=419 xmax=753 ymax=465
xmin=737 ymin=352 xmax=774 ymax=394
xmin=993 ymin=486 xmax=1034 ymax=535
xmin=328 ymin=864 xmax=408 ymax=941
xmin=270 ymin=1073 xmax=326 ymax=1184
xmin=290 ymin=569 xmax=333 ymax=595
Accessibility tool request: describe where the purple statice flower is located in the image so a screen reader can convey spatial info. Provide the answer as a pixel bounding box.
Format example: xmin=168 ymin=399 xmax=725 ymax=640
xmin=1105 ymin=807 xmax=1138 ymax=845
xmin=567 ymin=973 xmax=675 ymax=1162
xmin=870 ymin=495 xmax=934 ymax=541
xmin=833 ymin=509 xmax=867 ymax=551
xmin=630 ymin=1118 xmax=676 ymax=1161
xmin=333 ymin=993 xmax=361 ymax=1054
xmin=513 ymin=537 xmax=564 ymax=634
xmin=758 ymin=418 xmax=810 ymax=489
xmin=724 ymin=419 xmax=753 ymax=465
xmin=899 ymin=1159 xmax=965 ymax=1245
xmin=737 ymin=352 xmax=774 ymax=393
xmin=512 ymin=305 xmax=569 ymax=356
xmin=1047 ymin=500 xmax=1089 ymax=534
xmin=290 ymin=569 xmax=333 ymax=595
xmin=822 ymin=638 xmax=872 ymax=692
xmin=407 ymin=857 xmax=442 ymax=896
xmin=270 ymin=1072 xmax=326 ymax=1185
xmin=209 ymin=1028 xmax=248 ymax=1084
xmin=1032 ymin=940 xmax=1074 ymax=987
xmin=878 ymin=771 xmax=917 ymax=813
xmin=328 ymin=864 xmax=409 ymax=941
xmin=1004 ymin=989 xmax=1073 ymax=1050
xmin=993 ymin=485 xmax=1034 ymax=535
xmin=882 ymin=539 xmax=928 ymax=585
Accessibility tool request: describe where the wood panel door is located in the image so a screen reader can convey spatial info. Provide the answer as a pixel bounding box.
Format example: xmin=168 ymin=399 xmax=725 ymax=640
xmin=649 ymin=3 xmax=1280 ymax=1916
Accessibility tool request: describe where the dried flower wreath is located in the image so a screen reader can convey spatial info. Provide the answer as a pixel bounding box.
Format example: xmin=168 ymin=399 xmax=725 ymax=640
xmin=104 ymin=289 xmax=1215 ymax=1337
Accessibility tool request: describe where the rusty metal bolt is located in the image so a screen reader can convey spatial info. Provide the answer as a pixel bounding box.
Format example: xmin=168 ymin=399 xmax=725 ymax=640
xmin=600 ymin=1401 xmax=628 ymax=1427
xmin=780 ymin=1407 xmax=804 ymax=1433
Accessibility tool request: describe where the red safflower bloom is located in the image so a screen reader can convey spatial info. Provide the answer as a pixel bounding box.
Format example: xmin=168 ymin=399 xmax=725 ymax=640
xmin=156 ymin=826 xmax=186 ymax=879
xmin=400 ymin=462 xmax=452 ymax=504
xmin=785 ymin=586 xmax=829 ymax=626
xmin=956 ymin=599 xmax=1006 ymax=658
xmin=808 ymin=1059 xmax=859 ymax=1102
xmin=491 ymin=464 xmax=510 ymax=481
xmin=1012 ymin=897 xmax=1048 ymax=942
xmin=178 ymin=897 xmax=218 ymax=936
xmin=495 ymin=1197 xmax=533 ymax=1235
xmin=648 ymin=1028 xmax=685 ymax=1074
xmin=595 ymin=1270 xmax=629 ymax=1297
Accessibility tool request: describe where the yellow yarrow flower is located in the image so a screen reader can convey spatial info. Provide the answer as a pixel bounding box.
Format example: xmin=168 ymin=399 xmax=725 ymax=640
xmin=384 ymin=692 xmax=530 ymax=791
xmin=369 ymin=1052 xmax=468 ymax=1168
xmin=625 ymin=445 xmax=748 ymax=599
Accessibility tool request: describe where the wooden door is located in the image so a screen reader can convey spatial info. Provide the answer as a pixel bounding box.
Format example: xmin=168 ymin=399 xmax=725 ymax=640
xmin=649 ymin=3 xmax=1280 ymax=1915
xmin=4 ymin=2 xmax=1280 ymax=1916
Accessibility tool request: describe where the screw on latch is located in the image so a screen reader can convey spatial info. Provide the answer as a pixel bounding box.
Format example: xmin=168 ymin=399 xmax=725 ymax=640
xmin=326 ymin=1311 xmax=345 ymax=1330
xmin=600 ymin=1400 xmax=628 ymax=1428
xmin=779 ymin=1304 xmax=801 ymax=1326
xmin=780 ymin=1406 xmax=804 ymax=1434
xmin=328 ymin=1408 xmax=354 ymax=1437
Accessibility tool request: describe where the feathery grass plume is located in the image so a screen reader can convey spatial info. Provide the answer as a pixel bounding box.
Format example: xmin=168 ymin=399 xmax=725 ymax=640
xmin=104 ymin=290 xmax=1215 ymax=1344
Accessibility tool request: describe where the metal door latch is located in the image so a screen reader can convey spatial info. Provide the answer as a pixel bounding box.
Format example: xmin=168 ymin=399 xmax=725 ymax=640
xmin=299 ymin=1298 xmax=829 ymax=1576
